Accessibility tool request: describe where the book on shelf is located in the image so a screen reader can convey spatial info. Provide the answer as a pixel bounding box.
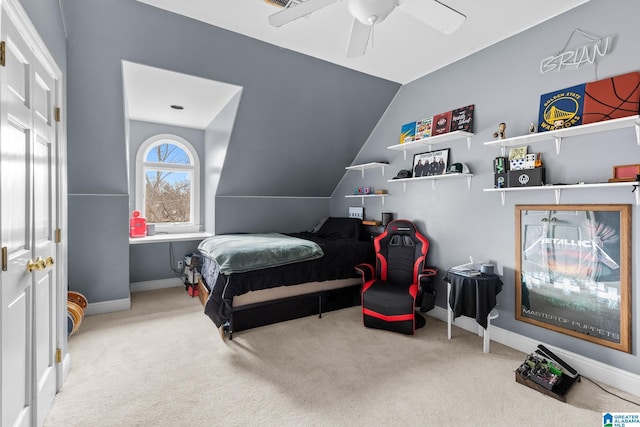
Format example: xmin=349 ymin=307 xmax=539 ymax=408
xmin=400 ymin=121 xmax=416 ymax=144
xmin=450 ymin=104 xmax=474 ymax=133
xmin=415 ymin=116 xmax=433 ymax=141
xmin=432 ymin=111 xmax=452 ymax=136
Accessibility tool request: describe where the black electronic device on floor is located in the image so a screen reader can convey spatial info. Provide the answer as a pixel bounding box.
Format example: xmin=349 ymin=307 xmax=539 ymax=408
xmin=515 ymin=344 xmax=579 ymax=402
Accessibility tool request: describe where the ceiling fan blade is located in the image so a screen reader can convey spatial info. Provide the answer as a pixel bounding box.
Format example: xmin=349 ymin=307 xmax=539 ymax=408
xmin=346 ymin=18 xmax=371 ymax=58
xmin=268 ymin=0 xmax=339 ymax=27
xmin=399 ymin=0 xmax=466 ymax=35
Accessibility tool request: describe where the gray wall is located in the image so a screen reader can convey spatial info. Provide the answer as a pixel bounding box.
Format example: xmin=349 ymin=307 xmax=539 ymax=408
xmin=20 ymin=0 xmax=66 ymax=75
xmin=129 ymin=240 xmax=200 ymax=283
xmin=60 ymin=0 xmax=399 ymax=301
xmin=332 ymin=0 xmax=639 ymax=374
xmin=214 ymin=197 xmax=330 ymax=235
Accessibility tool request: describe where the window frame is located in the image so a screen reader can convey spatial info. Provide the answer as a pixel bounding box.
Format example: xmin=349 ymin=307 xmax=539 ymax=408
xmin=135 ymin=134 xmax=200 ymax=233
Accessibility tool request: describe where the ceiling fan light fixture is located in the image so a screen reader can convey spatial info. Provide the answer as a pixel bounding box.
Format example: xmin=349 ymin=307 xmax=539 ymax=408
xmin=347 ymin=0 xmax=397 ymax=25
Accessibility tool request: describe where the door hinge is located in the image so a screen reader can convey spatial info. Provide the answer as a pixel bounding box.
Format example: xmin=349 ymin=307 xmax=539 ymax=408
xmin=0 ymin=41 xmax=5 ymax=67
xmin=54 ymin=107 xmax=61 ymax=122
xmin=55 ymin=228 xmax=62 ymax=243
xmin=55 ymin=348 xmax=62 ymax=364
xmin=1 ymin=246 xmax=7 ymax=271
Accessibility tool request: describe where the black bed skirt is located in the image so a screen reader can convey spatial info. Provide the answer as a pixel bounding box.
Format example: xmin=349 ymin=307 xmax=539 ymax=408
xmin=230 ymin=284 xmax=361 ymax=334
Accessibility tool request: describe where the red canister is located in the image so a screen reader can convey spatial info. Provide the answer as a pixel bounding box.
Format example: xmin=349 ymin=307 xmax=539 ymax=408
xmin=129 ymin=210 xmax=147 ymax=237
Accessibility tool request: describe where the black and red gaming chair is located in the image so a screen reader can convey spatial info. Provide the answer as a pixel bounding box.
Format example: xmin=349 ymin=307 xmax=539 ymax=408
xmin=356 ymin=219 xmax=438 ymax=335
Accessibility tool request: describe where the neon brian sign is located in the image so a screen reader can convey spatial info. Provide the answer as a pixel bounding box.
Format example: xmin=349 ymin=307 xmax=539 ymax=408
xmin=540 ymin=29 xmax=615 ymax=74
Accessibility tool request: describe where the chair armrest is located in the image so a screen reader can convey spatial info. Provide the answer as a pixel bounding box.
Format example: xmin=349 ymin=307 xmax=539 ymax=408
xmin=355 ymin=263 xmax=374 ymax=283
xmin=419 ymin=266 xmax=438 ymax=283
xmin=418 ymin=266 xmax=439 ymax=312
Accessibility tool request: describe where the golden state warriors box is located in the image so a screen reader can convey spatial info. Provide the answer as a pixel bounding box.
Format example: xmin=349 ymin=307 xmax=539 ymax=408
xmin=538 ymin=84 xmax=585 ymax=132
xmin=583 ymin=72 xmax=640 ymax=124
xmin=508 ymin=168 xmax=546 ymax=187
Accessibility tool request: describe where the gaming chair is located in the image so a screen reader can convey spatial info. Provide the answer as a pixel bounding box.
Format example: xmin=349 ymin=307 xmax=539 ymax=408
xmin=356 ymin=219 xmax=438 ymax=335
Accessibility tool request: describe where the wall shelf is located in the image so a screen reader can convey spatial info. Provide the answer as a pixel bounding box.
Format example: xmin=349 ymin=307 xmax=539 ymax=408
xmin=345 ymin=162 xmax=388 ymax=178
xmin=129 ymin=231 xmax=212 ymax=245
xmin=387 ymin=130 xmax=474 ymax=160
xmin=483 ymin=115 xmax=640 ymax=155
xmin=483 ymin=182 xmax=639 ymax=205
xmin=387 ymin=173 xmax=473 ymax=191
xmin=345 ymin=193 xmax=387 ymax=206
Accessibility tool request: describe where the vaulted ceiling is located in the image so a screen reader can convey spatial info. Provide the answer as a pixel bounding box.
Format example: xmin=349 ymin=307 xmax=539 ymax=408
xmin=125 ymin=0 xmax=591 ymax=130
xmin=137 ymin=0 xmax=591 ymax=84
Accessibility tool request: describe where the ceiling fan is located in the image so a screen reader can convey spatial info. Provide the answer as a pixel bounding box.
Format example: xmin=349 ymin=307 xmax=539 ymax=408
xmin=267 ymin=0 xmax=466 ymax=58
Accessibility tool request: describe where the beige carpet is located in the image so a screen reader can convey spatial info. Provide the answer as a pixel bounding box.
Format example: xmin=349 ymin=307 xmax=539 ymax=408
xmin=45 ymin=287 xmax=639 ymax=427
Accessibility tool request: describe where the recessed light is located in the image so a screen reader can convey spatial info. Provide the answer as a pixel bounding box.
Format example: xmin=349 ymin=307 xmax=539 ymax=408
xmin=170 ymin=105 xmax=184 ymax=110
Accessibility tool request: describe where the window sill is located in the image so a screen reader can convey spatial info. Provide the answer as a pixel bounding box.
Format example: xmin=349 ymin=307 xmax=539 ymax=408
xmin=128 ymin=231 xmax=212 ymax=245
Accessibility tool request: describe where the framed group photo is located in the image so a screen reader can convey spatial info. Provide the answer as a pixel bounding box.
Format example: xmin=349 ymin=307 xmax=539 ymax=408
xmin=515 ymin=204 xmax=631 ymax=353
xmin=412 ymin=148 xmax=449 ymax=178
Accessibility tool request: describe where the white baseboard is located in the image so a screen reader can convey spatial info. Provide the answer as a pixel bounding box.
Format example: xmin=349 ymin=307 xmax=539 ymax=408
xmin=428 ymin=307 xmax=640 ymax=398
xmin=84 ymin=297 xmax=130 ymax=316
xmin=83 ymin=279 xmax=182 ymax=316
xmin=129 ymin=278 xmax=183 ymax=293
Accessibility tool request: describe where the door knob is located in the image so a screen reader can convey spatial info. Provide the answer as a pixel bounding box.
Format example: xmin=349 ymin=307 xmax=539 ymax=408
xmin=45 ymin=256 xmax=54 ymax=267
xmin=26 ymin=257 xmax=46 ymax=273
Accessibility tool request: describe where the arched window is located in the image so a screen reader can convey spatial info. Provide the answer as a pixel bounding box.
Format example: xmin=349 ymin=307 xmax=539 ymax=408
xmin=136 ymin=134 xmax=200 ymax=232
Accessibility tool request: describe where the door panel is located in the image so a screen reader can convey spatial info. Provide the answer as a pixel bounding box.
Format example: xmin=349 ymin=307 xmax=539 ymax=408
xmin=1 ymin=123 xmax=28 ymax=250
xmin=1 ymin=8 xmax=59 ymax=427
xmin=4 ymin=291 xmax=29 ymax=427
xmin=1 ymin=107 xmax=32 ymax=427
xmin=32 ymin=56 xmax=57 ymax=427
xmin=33 ymin=136 xmax=51 ymax=241
xmin=34 ymin=272 xmax=53 ymax=387
xmin=33 ymin=73 xmax=51 ymax=126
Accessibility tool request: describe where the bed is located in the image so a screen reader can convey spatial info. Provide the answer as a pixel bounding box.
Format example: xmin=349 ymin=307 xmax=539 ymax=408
xmin=196 ymin=217 xmax=375 ymax=339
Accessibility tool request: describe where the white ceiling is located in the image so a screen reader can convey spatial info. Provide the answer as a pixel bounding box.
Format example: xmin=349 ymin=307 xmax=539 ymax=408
xmin=122 ymin=61 xmax=242 ymax=129
xmin=136 ymin=0 xmax=591 ymax=84
xmin=125 ymin=0 xmax=591 ymax=129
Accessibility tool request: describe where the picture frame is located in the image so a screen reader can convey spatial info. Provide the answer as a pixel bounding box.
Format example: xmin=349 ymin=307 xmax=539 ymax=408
xmin=515 ymin=204 xmax=631 ymax=353
xmin=412 ymin=148 xmax=449 ymax=178
xmin=508 ymin=145 xmax=527 ymax=160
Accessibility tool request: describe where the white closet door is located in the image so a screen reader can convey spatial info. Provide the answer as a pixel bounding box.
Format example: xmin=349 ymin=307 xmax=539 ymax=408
xmin=1 ymin=5 xmax=59 ymax=426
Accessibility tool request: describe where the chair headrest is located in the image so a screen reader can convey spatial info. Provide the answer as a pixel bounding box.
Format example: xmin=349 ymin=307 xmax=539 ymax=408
xmin=385 ymin=219 xmax=418 ymax=235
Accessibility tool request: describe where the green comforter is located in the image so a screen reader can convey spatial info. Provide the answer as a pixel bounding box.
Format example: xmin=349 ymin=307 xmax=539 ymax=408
xmin=197 ymin=233 xmax=324 ymax=275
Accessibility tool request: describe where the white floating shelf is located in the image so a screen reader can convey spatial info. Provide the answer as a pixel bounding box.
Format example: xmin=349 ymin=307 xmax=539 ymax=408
xmin=483 ymin=182 xmax=639 ymax=205
xmin=129 ymin=231 xmax=212 ymax=245
xmin=345 ymin=193 xmax=388 ymax=206
xmin=345 ymin=162 xmax=388 ymax=178
xmin=387 ymin=173 xmax=473 ymax=191
xmin=387 ymin=131 xmax=474 ymax=159
xmin=483 ymin=115 xmax=640 ymax=155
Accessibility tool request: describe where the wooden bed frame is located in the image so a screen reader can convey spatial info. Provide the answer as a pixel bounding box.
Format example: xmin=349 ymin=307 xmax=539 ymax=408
xmin=198 ymin=277 xmax=362 ymax=339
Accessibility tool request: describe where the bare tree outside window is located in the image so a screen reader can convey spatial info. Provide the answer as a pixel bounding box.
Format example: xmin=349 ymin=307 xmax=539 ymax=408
xmin=144 ymin=143 xmax=191 ymax=223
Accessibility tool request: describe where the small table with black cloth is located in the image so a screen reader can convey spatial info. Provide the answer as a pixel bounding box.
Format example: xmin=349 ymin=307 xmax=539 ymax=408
xmin=445 ymin=270 xmax=503 ymax=353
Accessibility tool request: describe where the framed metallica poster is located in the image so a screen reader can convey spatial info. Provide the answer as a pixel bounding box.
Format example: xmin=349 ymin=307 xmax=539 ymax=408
xmin=515 ymin=204 xmax=631 ymax=353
